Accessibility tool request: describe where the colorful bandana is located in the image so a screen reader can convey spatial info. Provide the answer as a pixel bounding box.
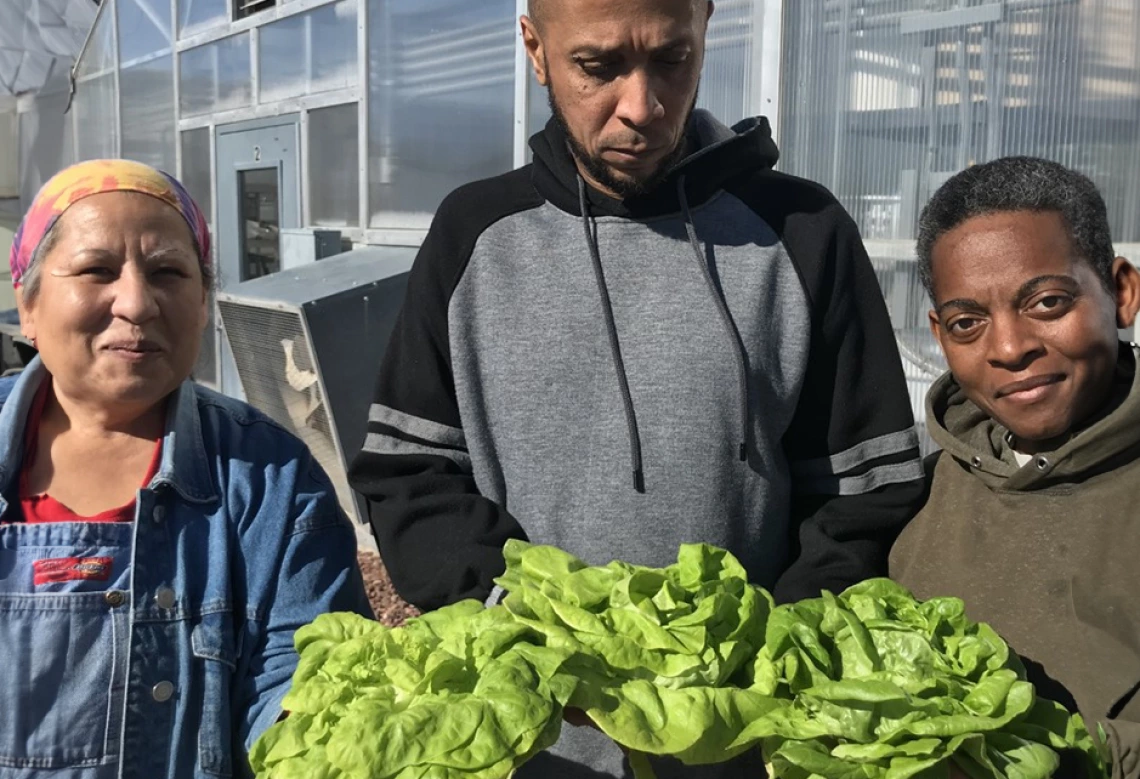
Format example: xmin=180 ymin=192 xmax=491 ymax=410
xmin=10 ymin=159 xmax=211 ymax=286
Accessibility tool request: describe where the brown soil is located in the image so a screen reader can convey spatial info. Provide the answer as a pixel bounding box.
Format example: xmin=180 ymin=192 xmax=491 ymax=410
xmin=357 ymin=551 xmax=420 ymax=627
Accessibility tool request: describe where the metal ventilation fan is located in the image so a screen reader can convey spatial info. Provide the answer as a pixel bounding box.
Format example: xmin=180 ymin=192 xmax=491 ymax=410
xmin=216 ymin=246 xmax=416 ymax=527
xmin=871 ymin=254 xmax=947 ymax=455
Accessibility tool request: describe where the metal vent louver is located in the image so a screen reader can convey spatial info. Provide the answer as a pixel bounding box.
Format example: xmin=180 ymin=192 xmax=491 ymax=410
xmin=215 ymin=247 xmax=417 ymax=526
xmin=217 ymin=299 xmax=356 ymax=515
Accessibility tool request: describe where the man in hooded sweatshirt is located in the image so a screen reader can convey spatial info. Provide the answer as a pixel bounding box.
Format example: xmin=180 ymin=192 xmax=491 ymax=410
xmin=891 ymin=156 xmax=1140 ymax=779
xmin=350 ymin=0 xmax=925 ymax=775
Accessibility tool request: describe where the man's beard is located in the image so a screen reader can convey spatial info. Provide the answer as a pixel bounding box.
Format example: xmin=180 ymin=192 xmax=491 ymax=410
xmin=548 ymin=85 xmax=698 ymax=200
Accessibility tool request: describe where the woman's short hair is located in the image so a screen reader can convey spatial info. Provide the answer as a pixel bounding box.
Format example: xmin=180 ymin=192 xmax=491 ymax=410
xmin=917 ymin=156 xmax=1115 ymax=298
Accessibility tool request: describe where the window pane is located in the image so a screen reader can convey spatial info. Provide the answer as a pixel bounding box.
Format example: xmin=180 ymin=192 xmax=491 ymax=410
xmin=74 ymin=74 xmax=118 ymax=161
xmin=180 ymin=128 xmax=213 ymax=219
xmin=311 ymin=1 xmax=358 ymax=94
xmin=19 ymin=86 xmax=76 ymax=211
xmin=117 ymin=0 xmax=172 ymax=64
xmin=259 ymin=1 xmax=358 ymax=104
xmin=120 ymin=55 xmax=176 ymax=172
xmin=699 ymin=0 xmax=753 ymax=127
xmin=308 ymin=103 xmax=359 ymax=227
xmin=76 ymin=7 xmax=116 ymax=79
xmin=239 ymin=168 xmax=282 ymax=281
xmin=178 ymin=0 xmax=228 ymax=38
xmin=781 ymin=1 xmax=1140 ymax=244
xmin=259 ymin=15 xmax=306 ymax=103
xmin=368 ymin=0 xmax=515 ymax=227
xmin=179 ymin=34 xmax=252 ymax=117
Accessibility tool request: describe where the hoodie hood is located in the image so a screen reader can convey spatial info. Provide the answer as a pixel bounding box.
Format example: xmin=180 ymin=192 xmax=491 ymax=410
xmin=529 ymin=109 xmax=780 ymax=218
xmin=927 ymin=342 xmax=1140 ymax=491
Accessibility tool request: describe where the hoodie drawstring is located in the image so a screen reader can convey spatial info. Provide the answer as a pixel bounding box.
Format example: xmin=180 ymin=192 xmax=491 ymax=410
xmin=578 ymin=176 xmax=646 ymax=493
xmin=677 ymin=175 xmax=750 ymax=462
xmin=575 ymin=174 xmax=751 ymax=495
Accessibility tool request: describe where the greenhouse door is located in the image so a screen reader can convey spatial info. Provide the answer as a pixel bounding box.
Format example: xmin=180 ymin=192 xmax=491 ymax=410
xmin=215 ymin=116 xmax=301 ymax=399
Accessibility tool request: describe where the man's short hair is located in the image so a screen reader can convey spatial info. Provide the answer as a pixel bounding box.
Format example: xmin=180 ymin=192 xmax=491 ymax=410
xmin=528 ymin=0 xmax=708 ymax=28
xmin=917 ymin=156 xmax=1116 ymax=298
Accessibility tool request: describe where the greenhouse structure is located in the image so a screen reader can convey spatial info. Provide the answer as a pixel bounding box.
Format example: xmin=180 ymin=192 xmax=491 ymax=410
xmin=5 ymin=0 xmax=1140 ymax=444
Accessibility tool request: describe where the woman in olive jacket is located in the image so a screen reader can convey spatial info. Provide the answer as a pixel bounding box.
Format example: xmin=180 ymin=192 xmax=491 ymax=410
xmin=891 ymin=157 xmax=1140 ymax=779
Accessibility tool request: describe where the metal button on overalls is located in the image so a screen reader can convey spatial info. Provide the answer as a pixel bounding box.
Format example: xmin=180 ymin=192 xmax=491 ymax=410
xmin=152 ymin=681 xmax=175 ymax=703
xmin=155 ymin=587 xmax=176 ymax=610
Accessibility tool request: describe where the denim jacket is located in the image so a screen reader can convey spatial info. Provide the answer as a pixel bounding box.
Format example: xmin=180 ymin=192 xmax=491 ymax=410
xmin=0 ymin=358 xmax=372 ymax=779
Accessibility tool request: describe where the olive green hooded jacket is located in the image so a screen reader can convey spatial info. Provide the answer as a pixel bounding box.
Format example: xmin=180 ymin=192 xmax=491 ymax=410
xmin=892 ymin=344 xmax=1140 ymax=779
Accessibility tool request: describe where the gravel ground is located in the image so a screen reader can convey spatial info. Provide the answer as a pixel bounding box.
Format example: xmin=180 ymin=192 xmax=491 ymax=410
xmin=358 ymin=551 xmax=420 ymax=626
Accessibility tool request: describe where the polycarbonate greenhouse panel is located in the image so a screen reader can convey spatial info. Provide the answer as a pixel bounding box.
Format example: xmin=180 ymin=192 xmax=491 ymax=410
xmin=308 ymin=103 xmax=360 ymax=227
xmin=18 ymin=76 xmax=76 ymax=210
xmin=117 ymin=0 xmax=173 ymax=64
xmin=259 ymin=1 xmax=358 ymax=104
xmin=178 ymin=0 xmax=228 ymax=38
xmin=180 ymin=128 xmax=213 ymax=218
xmin=76 ymin=9 xmax=115 ymax=79
xmin=781 ymin=0 xmax=1140 ymax=247
xmin=74 ymin=72 xmax=118 ymax=161
xmin=368 ymin=0 xmax=516 ymax=227
xmin=120 ymin=57 xmax=177 ymax=172
xmin=699 ymin=0 xmax=757 ymax=127
xmin=179 ymin=33 xmax=253 ymax=117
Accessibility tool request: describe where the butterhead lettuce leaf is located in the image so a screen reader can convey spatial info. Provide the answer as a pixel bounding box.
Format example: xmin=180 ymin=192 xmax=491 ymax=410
xmin=251 ymin=549 xmax=1106 ymax=779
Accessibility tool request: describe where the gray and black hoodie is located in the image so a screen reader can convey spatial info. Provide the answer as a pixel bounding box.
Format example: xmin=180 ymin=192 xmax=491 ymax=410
xmin=349 ymin=112 xmax=925 ymax=777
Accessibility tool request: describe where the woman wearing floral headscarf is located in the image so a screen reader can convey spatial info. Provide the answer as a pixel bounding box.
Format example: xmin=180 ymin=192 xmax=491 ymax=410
xmin=0 ymin=160 xmax=371 ymax=779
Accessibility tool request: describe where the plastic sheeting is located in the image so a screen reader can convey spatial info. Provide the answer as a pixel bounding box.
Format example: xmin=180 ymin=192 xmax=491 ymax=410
xmin=117 ymin=0 xmax=172 ymax=64
xmin=309 ymin=103 xmax=359 ymax=227
xmin=367 ymin=0 xmax=516 ymax=228
xmin=781 ymin=0 xmax=1140 ymax=246
xmin=178 ymin=0 xmax=227 ymax=38
xmin=17 ymin=62 xmax=75 ymax=210
xmin=179 ymin=32 xmax=252 ymax=116
xmin=117 ymin=0 xmax=175 ymax=171
xmin=259 ymin=0 xmax=357 ymax=103
xmin=0 ymin=0 xmax=96 ymax=95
